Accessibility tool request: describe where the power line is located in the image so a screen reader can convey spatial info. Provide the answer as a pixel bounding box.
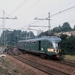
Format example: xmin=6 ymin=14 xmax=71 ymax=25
xmin=29 ymin=0 xmax=75 ymax=20
xmin=32 ymin=5 xmax=75 ymax=30
xmin=35 ymin=12 xmax=51 ymax=35
xmin=29 ymin=25 xmax=48 ymax=27
xmin=51 ymin=5 xmax=75 ymax=17
xmin=9 ymin=0 xmax=28 ymax=15
xmin=19 ymin=20 xmax=41 ymax=30
xmin=17 ymin=0 xmax=40 ymax=16
xmin=51 ymin=0 xmax=75 ymax=13
xmin=7 ymin=0 xmax=41 ymax=31
xmin=19 ymin=1 xmax=75 ymax=31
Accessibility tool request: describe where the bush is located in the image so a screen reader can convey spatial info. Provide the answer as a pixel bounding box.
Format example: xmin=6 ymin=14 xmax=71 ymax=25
xmin=59 ymin=35 xmax=75 ymax=55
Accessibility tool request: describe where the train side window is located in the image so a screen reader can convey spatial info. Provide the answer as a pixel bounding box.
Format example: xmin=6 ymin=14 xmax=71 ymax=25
xmin=49 ymin=42 xmax=53 ymax=47
xmin=33 ymin=42 xmax=36 ymax=43
xmin=32 ymin=42 xmax=36 ymax=45
xmin=30 ymin=41 xmax=36 ymax=44
xmin=26 ymin=42 xmax=29 ymax=44
xmin=24 ymin=42 xmax=26 ymax=45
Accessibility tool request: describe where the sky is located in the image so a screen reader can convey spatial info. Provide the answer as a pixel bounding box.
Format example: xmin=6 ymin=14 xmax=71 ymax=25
xmin=0 ymin=0 xmax=75 ymax=35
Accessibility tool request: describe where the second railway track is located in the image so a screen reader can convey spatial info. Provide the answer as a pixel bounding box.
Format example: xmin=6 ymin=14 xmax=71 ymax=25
xmin=14 ymin=56 xmax=70 ymax=75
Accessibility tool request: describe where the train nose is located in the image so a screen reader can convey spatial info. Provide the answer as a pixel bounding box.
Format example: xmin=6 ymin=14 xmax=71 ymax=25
xmin=56 ymin=54 xmax=60 ymax=59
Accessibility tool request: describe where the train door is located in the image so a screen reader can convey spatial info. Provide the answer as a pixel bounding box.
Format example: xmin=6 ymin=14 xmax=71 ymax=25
xmin=39 ymin=41 xmax=41 ymax=50
xmin=41 ymin=40 xmax=47 ymax=53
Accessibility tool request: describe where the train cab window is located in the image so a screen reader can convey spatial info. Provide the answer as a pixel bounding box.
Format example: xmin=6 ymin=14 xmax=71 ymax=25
xmin=52 ymin=42 xmax=58 ymax=50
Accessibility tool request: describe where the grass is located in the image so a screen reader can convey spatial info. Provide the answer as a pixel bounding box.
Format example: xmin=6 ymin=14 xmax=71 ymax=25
xmin=62 ymin=55 xmax=75 ymax=61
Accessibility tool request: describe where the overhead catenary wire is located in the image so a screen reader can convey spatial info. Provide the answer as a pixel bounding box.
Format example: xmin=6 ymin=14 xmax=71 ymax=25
xmin=5 ymin=0 xmax=75 ymax=32
xmin=19 ymin=20 xmax=42 ymax=30
xmin=9 ymin=0 xmax=75 ymax=17
xmin=19 ymin=4 xmax=75 ymax=30
xmin=19 ymin=19 xmax=75 ymax=32
xmin=51 ymin=5 xmax=75 ymax=17
xmin=51 ymin=0 xmax=75 ymax=14
xmin=17 ymin=0 xmax=75 ymax=17
xmin=9 ymin=0 xmax=28 ymax=16
xmin=8 ymin=0 xmax=75 ymax=26
xmin=17 ymin=0 xmax=40 ymax=16
xmin=29 ymin=25 xmax=48 ymax=27
xmin=1 ymin=0 xmax=75 ymax=38
xmin=6 ymin=0 xmax=41 ymax=31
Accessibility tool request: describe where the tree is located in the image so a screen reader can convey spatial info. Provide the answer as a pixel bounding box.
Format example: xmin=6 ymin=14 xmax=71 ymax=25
xmin=61 ymin=22 xmax=72 ymax=31
xmin=59 ymin=34 xmax=75 ymax=55
xmin=0 ymin=30 xmax=35 ymax=46
xmin=73 ymin=25 xmax=75 ymax=30
xmin=52 ymin=26 xmax=61 ymax=33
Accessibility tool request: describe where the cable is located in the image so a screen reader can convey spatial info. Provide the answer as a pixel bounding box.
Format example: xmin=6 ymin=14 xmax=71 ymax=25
xmin=51 ymin=5 xmax=75 ymax=17
xmin=17 ymin=0 xmax=40 ymax=16
xmin=30 ymin=25 xmax=48 ymax=27
xmin=19 ymin=20 xmax=41 ymax=30
xmin=50 ymin=0 xmax=75 ymax=14
xmin=19 ymin=4 xmax=75 ymax=30
xmin=17 ymin=0 xmax=75 ymax=31
xmin=9 ymin=0 xmax=28 ymax=15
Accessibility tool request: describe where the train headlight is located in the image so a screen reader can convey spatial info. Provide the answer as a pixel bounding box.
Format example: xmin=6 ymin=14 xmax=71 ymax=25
xmin=47 ymin=48 xmax=54 ymax=52
xmin=57 ymin=49 xmax=61 ymax=53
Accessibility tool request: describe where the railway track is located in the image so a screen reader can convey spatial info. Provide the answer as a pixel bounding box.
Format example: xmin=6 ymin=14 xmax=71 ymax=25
xmin=7 ymin=47 xmax=75 ymax=68
xmin=7 ymin=48 xmax=71 ymax=75
xmin=14 ymin=56 xmax=70 ymax=75
xmin=56 ymin=60 xmax=75 ymax=68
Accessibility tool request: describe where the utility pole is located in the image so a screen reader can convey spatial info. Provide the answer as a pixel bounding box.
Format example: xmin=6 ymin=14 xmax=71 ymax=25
xmin=48 ymin=12 xmax=50 ymax=35
xmin=2 ymin=11 xmax=5 ymax=46
xmin=28 ymin=25 xmax=31 ymax=39
xmin=0 ymin=10 xmax=17 ymax=46
xmin=34 ymin=12 xmax=51 ymax=35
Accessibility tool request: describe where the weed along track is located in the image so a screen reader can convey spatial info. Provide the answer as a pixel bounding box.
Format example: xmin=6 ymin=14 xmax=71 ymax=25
xmin=7 ymin=47 xmax=75 ymax=75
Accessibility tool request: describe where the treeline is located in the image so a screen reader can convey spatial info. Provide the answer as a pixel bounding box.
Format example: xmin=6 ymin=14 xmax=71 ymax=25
xmin=0 ymin=22 xmax=75 ymax=55
xmin=38 ymin=22 xmax=75 ymax=37
xmin=59 ymin=34 xmax=75 ymax=55
xmin=0 ymin=30 xmax=35 ymax=46
xmin=51 ymin=22 xmax=75 ymax=33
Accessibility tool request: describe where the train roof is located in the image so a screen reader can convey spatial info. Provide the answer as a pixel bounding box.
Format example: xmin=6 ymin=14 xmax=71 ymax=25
xmin=18 ymin=36 xmax=61 ymax=43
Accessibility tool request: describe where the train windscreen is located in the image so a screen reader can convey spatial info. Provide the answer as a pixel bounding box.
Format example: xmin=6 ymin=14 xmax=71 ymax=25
xmin=52 ymin=42 xmax=58 ymax=50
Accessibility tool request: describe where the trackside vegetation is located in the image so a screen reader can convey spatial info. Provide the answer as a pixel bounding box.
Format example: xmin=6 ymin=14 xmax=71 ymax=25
xmin=59 ymin=34 xmax=75 ymax=55
xmin=38 ymin=22 xmax=75 ymax=55
xmin=0 ymin=22 xmax=75 ymax=56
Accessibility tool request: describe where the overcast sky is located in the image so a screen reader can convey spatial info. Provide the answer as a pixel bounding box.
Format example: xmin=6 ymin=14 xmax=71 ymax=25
xmin=0 ymin=0 xmax=75 ymax=35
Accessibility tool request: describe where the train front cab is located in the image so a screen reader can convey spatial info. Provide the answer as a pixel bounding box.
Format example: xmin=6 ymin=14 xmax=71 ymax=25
xmin=47 ymin=41 xmax=61 ymax=59
xmin=40 ymin=40 xmax=61 ymax=59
